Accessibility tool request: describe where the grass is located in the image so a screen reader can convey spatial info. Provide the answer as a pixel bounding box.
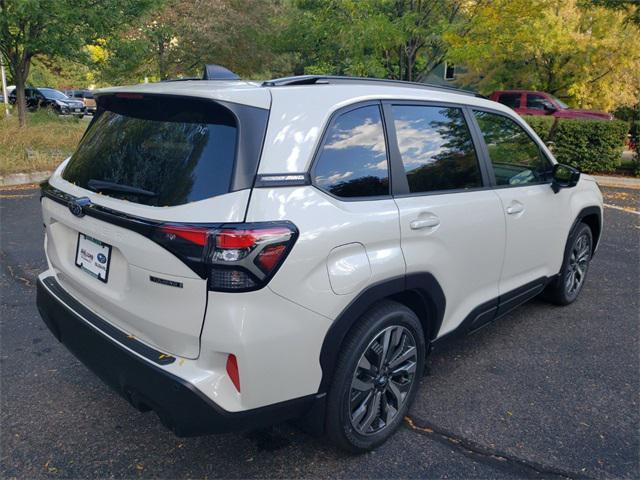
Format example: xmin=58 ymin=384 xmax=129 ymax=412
xmin=0 ymin=109 xmax=87 ymax=176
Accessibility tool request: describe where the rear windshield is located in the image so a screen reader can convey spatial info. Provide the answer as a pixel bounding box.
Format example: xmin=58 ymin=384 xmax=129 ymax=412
xmin=62 ymin=95 xmax=238 ymax=207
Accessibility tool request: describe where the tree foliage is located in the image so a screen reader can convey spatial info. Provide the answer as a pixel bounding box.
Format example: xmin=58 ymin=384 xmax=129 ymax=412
xmin=0 ymin=0 xmax=157 ymax=126
xmin=445 ymin=0 xmax=640 ymax=110
xmin=97 ymin=0 xmax=289 ymax=83
xmin=279 ymin=0 xmax=481 ymax=81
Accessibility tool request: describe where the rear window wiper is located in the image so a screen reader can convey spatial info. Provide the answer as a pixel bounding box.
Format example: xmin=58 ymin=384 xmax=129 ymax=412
xmin=87 ymin=179 xmax=157 ymax=197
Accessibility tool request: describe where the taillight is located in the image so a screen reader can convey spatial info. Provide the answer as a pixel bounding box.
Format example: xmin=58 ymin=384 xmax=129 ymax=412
xmin=151 ymin=222 xmax=297 ymax=292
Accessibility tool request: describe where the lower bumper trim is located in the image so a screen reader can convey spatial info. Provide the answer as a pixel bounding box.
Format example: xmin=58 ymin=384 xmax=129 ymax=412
xmin=36 ymin=276 xmax=323 ymax=436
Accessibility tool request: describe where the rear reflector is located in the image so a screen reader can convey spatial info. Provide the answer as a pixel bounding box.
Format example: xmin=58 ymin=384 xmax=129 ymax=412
xmin=226 ymin=354 xmax=240 ymax=392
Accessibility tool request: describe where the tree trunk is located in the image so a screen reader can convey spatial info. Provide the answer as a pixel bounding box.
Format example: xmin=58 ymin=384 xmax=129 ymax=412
xmin=6 ymin=50 xmax=32 ymax=128
xmin=13 ymin=65 xmax=28 ymax=128
xmin=158 ymin=40 xmax=167 ymax=80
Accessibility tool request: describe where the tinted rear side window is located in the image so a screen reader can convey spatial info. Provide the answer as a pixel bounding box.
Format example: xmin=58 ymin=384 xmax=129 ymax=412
xmin=313 ymin=105 xmax=389 ymax=198
xmin=497 ymin=93 xmax=521 ymax=109
xmin=62 ymin=96 xmax=238 ymax=207
xmin=391 ymin=105 xmax=482 ymax=193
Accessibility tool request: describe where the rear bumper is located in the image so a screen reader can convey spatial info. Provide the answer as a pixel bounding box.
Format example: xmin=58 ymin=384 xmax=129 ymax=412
xmin=36 ymin=275 xmax=321 ymax=436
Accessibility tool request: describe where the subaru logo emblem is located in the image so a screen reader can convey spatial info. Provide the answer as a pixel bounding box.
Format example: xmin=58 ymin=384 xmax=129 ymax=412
xmin=97 ymin=253 xmax=107 ymax=264
xmin=69 ymin=197 xmax=91 ymax=218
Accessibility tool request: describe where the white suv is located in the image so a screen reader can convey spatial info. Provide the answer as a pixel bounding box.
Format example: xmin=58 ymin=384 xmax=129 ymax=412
xmin=37 ymin=70 xmax=603 ymax=452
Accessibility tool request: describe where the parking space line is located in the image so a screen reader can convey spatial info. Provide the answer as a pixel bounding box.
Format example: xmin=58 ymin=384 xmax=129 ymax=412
xmin=604 ymin=204 xmax=640 ymax=215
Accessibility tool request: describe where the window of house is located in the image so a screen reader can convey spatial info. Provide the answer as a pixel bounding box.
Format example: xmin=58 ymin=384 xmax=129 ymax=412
xmin=444 ymin=62 xmax=456 ymax=81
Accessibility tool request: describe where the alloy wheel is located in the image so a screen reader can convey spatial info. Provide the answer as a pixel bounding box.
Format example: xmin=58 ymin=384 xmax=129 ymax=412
xmin=348 ymin=325 xmax=418 ymax=435
xmin=565 ymin=232 xmax=591 ymax=296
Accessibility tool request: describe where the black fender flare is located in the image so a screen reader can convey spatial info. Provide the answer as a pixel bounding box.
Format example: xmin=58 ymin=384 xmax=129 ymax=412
xmin=568 ymin=205 xmax=602 ymax=256
xmin=317 ymin=273 xmax=445 ymax=393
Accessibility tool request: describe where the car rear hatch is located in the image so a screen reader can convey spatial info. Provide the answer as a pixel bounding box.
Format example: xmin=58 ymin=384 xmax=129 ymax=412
xmin=41 ymin=90 xmax=270 ymax=359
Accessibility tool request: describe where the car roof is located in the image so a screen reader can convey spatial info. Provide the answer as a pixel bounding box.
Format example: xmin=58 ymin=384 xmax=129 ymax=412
xmin=96 ymin=77 xmax=502 ymax=111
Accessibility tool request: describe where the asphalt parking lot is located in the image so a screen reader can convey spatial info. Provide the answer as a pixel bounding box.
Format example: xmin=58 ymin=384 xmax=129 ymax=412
xmin=1 ymin=185 xmax=638 ymax=479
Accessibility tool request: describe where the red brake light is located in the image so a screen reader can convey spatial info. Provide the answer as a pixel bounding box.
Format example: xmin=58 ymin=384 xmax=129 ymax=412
xmin=216 ymin=230 xmax=257 ymax=249
xmin=115 ymin=92 xmax=144 ymax=99
xmin=159 ymin=225 xmax=208 ymax=246
xmin=216 ymin=227 xmax=294 ymax=249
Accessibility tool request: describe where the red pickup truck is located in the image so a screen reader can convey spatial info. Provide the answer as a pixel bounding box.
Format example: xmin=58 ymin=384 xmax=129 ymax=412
xmin=489 ymin=90 xmax=612 ymax=120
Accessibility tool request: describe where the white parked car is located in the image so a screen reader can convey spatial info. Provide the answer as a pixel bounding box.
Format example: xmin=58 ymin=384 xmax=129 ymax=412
xmin=37 ymin=68 xmax=603 ymax=452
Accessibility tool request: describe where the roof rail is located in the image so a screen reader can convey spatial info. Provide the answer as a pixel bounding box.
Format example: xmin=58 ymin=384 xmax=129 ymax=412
xmin=262 ymin=75 xmax=482 ymax=97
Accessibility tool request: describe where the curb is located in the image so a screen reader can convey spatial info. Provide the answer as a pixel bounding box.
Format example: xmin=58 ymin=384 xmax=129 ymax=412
xmin=0 ymin=171 xmax=52 ymax=187
xmin=593 ymin=175 xmax=640 ymax=190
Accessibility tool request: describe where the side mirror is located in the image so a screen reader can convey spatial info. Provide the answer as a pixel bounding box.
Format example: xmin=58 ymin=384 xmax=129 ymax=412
xmin=542 ymin=101 xmax=557 ymax=113
xmin=551 ymin=163 xmax=580 ymax=193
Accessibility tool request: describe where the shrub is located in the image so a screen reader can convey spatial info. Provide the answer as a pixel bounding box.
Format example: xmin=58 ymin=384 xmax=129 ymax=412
xmin=522 ymin=115 xmax=556 ymax=141
xmin=551 ymin=119 xmax=628 ymax=173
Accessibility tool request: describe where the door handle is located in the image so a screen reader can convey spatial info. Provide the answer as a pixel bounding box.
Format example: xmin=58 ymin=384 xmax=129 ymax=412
xmin=410 ymin=215 xmax=440 ymax=230
xmin=505 ymin=201 xmax=524 ymax=215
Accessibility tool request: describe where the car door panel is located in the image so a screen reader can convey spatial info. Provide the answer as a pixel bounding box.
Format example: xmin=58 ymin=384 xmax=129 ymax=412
xmin=493 ymin=185 xmax=571 ymax=294
xmin=471 ymin=109 xmax=572 ymax=296
xmin=383 ymin=102 xmax=506 ymax=338
xmin=395 ymin=191 xmax=505 ymax=337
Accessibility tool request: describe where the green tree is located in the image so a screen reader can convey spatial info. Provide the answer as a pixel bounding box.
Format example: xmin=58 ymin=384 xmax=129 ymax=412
xmin=97 ymin=0 xmax=288 ymax=84
xmin=446 ymin=0 xmax=640 ymax=110
xmin=0 ymin=0 xmax=157 ymax=127
xmin=590 ymin=0 xmax=639 ymax=25
xmin=281 ymin=0 xmax=482 ymax=81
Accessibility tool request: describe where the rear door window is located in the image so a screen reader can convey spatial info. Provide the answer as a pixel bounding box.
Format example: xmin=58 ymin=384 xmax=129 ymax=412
xmin=62 ymin=95 xmax=238 ymax=207
xmin=497 ymin=93 xmax=521 ymax=109
xmin=390 ymin=105 xmax=482 ymax=193
xmin=313 ymin=104 xmax=389 ymax=198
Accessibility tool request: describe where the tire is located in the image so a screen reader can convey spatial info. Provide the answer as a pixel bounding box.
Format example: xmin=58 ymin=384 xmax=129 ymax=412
xmin=325 ymin=300 xmax=426 ymax=453
xmin=543 ymin=223 xmax=593 ymax=305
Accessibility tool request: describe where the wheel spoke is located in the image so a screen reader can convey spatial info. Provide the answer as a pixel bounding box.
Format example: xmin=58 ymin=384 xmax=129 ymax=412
xmin=388 ymin=346 xmax=416 ymax=369
xmin=357 ymin=355 xmax=374 ymax=375
xmin=382 ymin=393 xmax=398 ymax=424
xmin=379 ymin=329 xmax=392 ymax=369
xmin=386 ymin=380 xmax=403 ymax=406
xmin=351 ymin=391 xmax=372 ymax=426
xmin=352 ymin=377 xmax=374 ymax=392
xmin=359 ymin=391 xmax=381 ymax=432
xmin=391 ymin=359 xmax=417 ymax=376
